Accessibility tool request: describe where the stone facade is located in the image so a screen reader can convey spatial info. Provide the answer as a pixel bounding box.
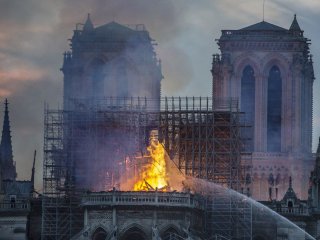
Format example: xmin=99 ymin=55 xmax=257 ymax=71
xmin=212 ymin=16 xmax=315 ymax=201
xmin=72 ymin=191 xmax=205 ymax=240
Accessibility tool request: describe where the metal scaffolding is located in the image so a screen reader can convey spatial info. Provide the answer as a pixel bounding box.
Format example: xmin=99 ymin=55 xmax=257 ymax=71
xmin=42 ymin=98 xmax=158 ymax=239
xmin=42 ymin=109 xmax=83 ymax=240
xmin=159 ymin=97 xmax=240 ymax=187
xmin=158 ymin=97 xmax=252 ymax=239
xmin=42 ymin=97 xmax=252 ymax=240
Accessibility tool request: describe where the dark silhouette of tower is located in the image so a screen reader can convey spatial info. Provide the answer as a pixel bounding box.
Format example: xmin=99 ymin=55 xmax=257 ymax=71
xmin=61 ymin=14 xmax=163 ymax=111
xmin=0 ymin=99 xmax=16 ymax=181
xmin=57 ymin=15 xmax=163 ymax=191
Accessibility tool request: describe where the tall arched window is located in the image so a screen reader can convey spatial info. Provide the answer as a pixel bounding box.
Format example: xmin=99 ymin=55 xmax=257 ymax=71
xmin=267 ymin=65 xmax=282 ymax=152
xmin=241 ymin=65 xmax=255 ymax=152
xmin=116 ymin=60 xmax=128 ymax=98
xmin=89 ymin=59 xmax=105 ymax=98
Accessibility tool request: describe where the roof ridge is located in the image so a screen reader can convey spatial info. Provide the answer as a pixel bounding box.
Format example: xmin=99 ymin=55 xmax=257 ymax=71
xmin=240 ymin=21 xmax=287 ymax=31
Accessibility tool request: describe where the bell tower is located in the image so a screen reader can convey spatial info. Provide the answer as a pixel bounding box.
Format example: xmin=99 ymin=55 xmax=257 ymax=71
xmin=212 ymin=15 xmax=315 ymax=200
xmin=61 ymin=14 xmax=163 ymax=111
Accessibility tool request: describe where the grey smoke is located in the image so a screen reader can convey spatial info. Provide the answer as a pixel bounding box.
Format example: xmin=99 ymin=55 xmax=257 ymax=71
xmin=0 ymin=0 xmax=319 ymax=193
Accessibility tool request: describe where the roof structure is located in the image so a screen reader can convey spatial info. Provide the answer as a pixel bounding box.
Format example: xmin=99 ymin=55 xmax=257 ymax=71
xmin=240 ymin=21 xmax=287 ymax=31
xmin=282 ymin=177 xmax=298 ymax=202
xmin=95 ymin=21 xmax=134 ymax=33
xmin=83 ymin=13 xmax=94 ymax=32
xmin=289 ymin=14 xmax=302 ymax=31
xmin=77 ymin=17 xmax=148 ymax=43
xmin=2 ymin=180 xmax=32 ymax=197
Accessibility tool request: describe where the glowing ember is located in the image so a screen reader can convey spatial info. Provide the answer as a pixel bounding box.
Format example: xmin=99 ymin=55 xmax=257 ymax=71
xmin=133 ymin=140 xmax=168 ymax=191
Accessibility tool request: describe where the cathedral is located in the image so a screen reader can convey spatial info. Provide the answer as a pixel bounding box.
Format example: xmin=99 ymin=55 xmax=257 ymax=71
xmin=212 ymin=15 xmax=315 ymax=200
xmin=1 ymin=13 xmax=319 ymax=240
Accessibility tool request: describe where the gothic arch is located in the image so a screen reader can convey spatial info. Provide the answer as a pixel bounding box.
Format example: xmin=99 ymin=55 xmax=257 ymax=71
xmin=233 ymin=52 xmax=261 ymax=77
xmin=91 ymin=226 xmax=108 ymax=240
xmin=159 ymin=224 xmax=183 ymax=238
xmin=262 ymin=53 xmax=290 ymax=76
xmin=119 ymin=223 xmax=148 ymax=240
xmin=85 ymin=56 xmax=108 ymax=71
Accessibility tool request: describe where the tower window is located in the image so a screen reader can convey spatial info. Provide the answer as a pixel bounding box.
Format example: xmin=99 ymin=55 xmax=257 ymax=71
xmin=89 ymin=59 xmax=105 ymax=98
xmin=267 ymin=65 xmax=282 ymax=152
xmin=241 ymin=65 xmax=255 ymax=152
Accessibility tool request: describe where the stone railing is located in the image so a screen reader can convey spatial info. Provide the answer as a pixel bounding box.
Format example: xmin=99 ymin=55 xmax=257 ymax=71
xmin=81 ymin=191 xmax=204 ymax=210
xmin=272 ymin=206 xmax=309 ymax=216
xmin=221 ymin=30 xmax=292 ymax=37
xmin=0 ymin=201 xmax=29 ymax=211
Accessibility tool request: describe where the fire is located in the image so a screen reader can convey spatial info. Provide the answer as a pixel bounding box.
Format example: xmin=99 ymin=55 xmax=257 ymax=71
xmin=133 ymin=140 xmax=168 ymax=191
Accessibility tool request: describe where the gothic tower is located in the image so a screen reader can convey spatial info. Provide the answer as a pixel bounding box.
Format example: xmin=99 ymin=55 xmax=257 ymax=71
xmin=61 ymin=14 xmax=162 ymax=110
xmin=212 ymin=15 xmax=315 ymax=200
xmin=0 ymin=99 xmax=16 ymax=181
xmin=58 ymin=15 xmax=163 ymax=191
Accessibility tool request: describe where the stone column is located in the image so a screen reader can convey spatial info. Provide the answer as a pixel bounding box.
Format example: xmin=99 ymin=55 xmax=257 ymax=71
xmin=84 ymin=207 xmax=88 ymax=226
xmin=112 ymin=208 xmax=117 ymax=226
xmin=255 ymin=73 xmax=264 ymax=152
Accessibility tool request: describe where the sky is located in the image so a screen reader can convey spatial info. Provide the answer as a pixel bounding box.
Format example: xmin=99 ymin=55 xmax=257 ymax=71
xmin=0 ymin=0 xmax=320 ymax=192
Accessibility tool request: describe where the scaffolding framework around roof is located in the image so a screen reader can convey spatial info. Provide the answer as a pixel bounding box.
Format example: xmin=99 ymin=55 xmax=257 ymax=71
xmin=42 ymin=97 xmax=252 ymax=240
xmin=158 ymin=97 xmax=252 ymax=239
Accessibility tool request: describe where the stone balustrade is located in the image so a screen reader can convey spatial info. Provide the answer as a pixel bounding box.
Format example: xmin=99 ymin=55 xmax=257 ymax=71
xmin=274 ymin=206 xmax=309 ymax=216
xmin=0 ymin=201 xmax=29 ymax=211
xmin=81 ymin=191 xmax=205 ymax=210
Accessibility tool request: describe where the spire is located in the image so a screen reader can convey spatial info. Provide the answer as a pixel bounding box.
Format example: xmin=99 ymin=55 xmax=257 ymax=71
xmin=282 ymin=176 xmax=298 ymax=202
xmin=83 ymin=13 xmax=94 ymax=32
xmin=289 ymin=176 xmax=292 ymax=188
xmin=31 ymin=150 xmax=36 ymax=195
xmin=0 ymin=99 xmax=16 ymax=180
xmin=289 ymin=14 xmax=301 ymax=31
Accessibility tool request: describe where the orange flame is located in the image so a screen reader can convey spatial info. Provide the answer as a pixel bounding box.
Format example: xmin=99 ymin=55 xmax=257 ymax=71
xmin=133 ymin=140 xmax=168 ymax=191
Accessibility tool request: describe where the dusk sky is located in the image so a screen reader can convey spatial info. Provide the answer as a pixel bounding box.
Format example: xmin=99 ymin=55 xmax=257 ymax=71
xmin=0 ymin=0 xmax=319 ymax=191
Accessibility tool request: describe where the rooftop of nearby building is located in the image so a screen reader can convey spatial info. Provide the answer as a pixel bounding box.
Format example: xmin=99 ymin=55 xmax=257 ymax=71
xmin=2 ymin=180 xmax=32 ymax=197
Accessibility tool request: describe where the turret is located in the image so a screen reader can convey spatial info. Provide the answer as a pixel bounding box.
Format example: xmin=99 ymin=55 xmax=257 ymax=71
xmin=83 ymin=13 xmax=94 ymax=32
xmin=289 ymin=14 xmax=303 ymax=36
